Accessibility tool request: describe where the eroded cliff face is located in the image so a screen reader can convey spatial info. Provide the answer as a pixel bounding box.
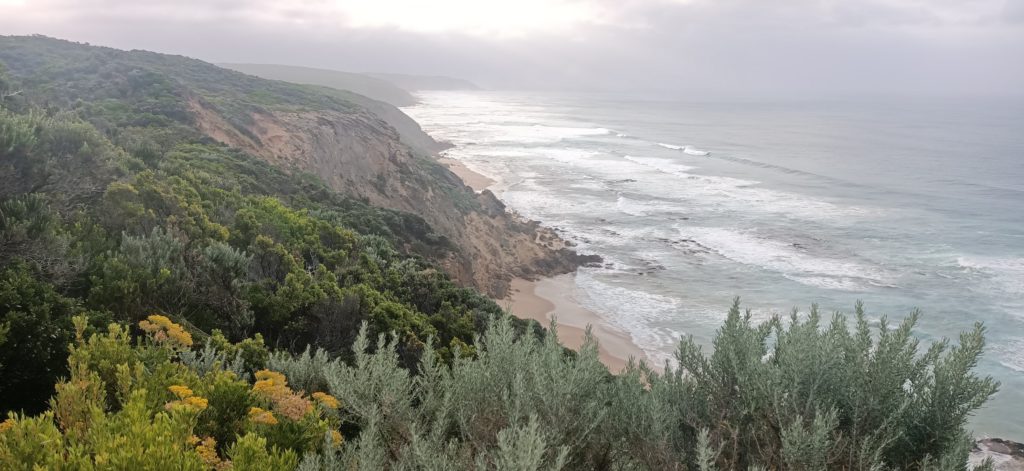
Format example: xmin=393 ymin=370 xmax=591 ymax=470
xmin=189 ymin=98 xmax=594 ymax=297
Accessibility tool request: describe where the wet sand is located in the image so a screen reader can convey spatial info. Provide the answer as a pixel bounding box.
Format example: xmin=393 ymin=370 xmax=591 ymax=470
xmin=502 ymin=274 xmax=648 ymax=373
xmin=439 ymin=157 xmax=495 ymax=192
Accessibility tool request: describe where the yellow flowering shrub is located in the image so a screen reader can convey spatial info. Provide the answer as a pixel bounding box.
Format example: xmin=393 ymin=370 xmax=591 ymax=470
xmin=311 ymin=392 xmax=340 ymax=410
xmin=247 ymin=370 xmax=328 ymax=454
xmin=251 ymin=370 xmax=313 ymax=420
xmin=164 ymin=383 xmax=210 ymax=413
xmin=0 ymin=390 xmax=209 ymax=470
xmin=139 ymin=314 xmax=193 ymax=348
xmin=248 ymin=407 xmax=279 ymax=425
xmin=169 ymin=384 xmax=195 ymax=399
xmin=194 ymin=436 xmax=230 ymax=470
xmin=0 ymin=319 xmax=325 ymax=471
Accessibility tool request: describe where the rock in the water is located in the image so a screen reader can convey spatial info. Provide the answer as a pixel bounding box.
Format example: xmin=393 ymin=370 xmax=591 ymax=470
xmin=971 ymin=438 xmax=1024 ymax=470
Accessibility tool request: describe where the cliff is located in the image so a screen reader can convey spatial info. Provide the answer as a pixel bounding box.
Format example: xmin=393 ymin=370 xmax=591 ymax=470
xmin=186 ymin=97 xmax=590 ymax=295
xmin=218 ymin=63 xmax=448 ymax=156
xmin=0 ymin=35 xmax=584 ymax=296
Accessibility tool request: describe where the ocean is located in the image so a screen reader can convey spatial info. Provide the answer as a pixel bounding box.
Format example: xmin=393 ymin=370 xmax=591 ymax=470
xmin=402 ymin=91 xmax=1024 ymax=439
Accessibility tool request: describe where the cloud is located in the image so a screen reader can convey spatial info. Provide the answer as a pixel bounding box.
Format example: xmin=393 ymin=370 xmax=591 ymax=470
xmin=1 ymin=0 xmax=1021 ymax=95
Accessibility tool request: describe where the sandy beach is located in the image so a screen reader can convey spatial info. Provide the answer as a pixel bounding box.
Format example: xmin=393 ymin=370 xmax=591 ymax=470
xmin=439 ymin=157 xmax=495 ymax=192
xmin=501 ymin=275 xmax=648 ymax=372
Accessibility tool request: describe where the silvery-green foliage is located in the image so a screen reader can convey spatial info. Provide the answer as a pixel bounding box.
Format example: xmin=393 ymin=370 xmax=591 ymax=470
xmin=286 ymin=301 xmax=997 ymax=470
xmin=695 ymin=429 xmax=719 ymax=471
xmin=439 ymin=318 xmax=609 ymax=467
xmin=268 ymin=345 xmax=336 ymax=393
xmin=392 ymin=424 xmax=462 ymax=471
xmin=297 ymin=433 xmax=345 ymax=471
xmin=670 ymin=299 xmax=998 ymax=470
xmin=780 ymin=409 xmax=837 ymax=470
xmin=178 ymin=340 xmax=250 ymax=381
xmin=323 ymin=323 xmax=417 ymax=443
xmin=598 ymin=360 xmax=685 ymax=468
xmin=486 ymin=415 xmax=568 ymax=471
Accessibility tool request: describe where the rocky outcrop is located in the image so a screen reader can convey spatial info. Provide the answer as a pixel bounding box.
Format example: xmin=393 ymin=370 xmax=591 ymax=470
xmin=190 ymin=98 xmax=591 ymax=297
xmin=971 ymin=439 xmax=1024 ymax=470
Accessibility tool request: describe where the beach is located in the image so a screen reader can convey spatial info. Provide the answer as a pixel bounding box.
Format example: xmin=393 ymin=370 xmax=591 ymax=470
xmin=501 ymin=275 xmax=649 ymax=372
xmin=437 ymin=155 xmax=649 ymax=372
xmin=439 ymin=157 xmax=495 ymax=192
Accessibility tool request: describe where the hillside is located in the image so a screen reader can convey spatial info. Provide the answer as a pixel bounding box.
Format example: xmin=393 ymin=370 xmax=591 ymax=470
xmin=366 ymin=72 xmax=480 ymax=91
xmin=219 ymin=63 xmax=417 ymax=107
xmin=217 ymin=63 xmax=446 ymax=155
xmin=0 ymin=36 xmax=585 ymax=298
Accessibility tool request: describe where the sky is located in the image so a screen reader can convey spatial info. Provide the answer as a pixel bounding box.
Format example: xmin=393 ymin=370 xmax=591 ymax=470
xmin=1 ymin=0 xmax=1022 ymax=96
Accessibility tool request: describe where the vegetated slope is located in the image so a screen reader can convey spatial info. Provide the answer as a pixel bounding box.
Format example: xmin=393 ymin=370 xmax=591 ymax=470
xmin=0 ymin=36 xmax=587 ymax=297
xmin=0 ymin=36 xmax=544 ymax=414
xmin=218 ymin=62 xmax=447 ymax=155
xmin=366 ymin=72 xmax=480 ymax=91
xmin=219 ymin=63 xmax=418 ymax=107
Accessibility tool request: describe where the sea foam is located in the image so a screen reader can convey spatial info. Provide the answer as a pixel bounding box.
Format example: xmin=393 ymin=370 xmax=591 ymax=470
xmin=674 ymin=226 xmax=888 ymax=291
xmin=575 ymin=270 xmax=684 ymax=366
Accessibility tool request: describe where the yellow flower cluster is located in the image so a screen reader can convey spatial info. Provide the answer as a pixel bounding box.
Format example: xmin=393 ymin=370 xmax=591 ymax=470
xmin=183 ymin=396 xmax=208 ymax=409
xmin=169 ymin=385 xmax=194 ymax=399
xmin=252 ymin=370 xmax=288 ymax=396
xmin=251 ymin=370 xmax=313 ymax=421
xmin=331 ymin=430 xmax=344 ymax=446
xmin=0 ymin=418 xmax=14 ymax=433
xmin=139 ymin=314 xmax=193 ymax=348
xmin=248 ymin=407 xmax=278 ymax=425
xmin=312 ymin=392 xmax=340 ymax=410
xmin=164 ymin=384 xmax=208 ymax=412
xmin=195 ymin=436 xmax=228 ymax=470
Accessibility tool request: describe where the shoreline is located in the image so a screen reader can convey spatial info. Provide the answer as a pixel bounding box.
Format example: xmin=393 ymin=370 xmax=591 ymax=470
xmin=439 ymin=156 xmax=495 ymax=192
xmin=502 ymin=275 xmax=648 ymax=373
xmin=435 ymin=156 xmax=649 ymax=372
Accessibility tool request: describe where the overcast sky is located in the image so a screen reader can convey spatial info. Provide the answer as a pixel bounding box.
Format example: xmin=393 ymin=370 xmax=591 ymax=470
xmin=1 ymin=0 xmax=1022 ymax=96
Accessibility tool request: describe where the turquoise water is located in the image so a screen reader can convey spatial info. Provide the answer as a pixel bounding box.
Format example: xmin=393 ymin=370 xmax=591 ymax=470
xmin=403 ymin=91 xmax=1024 ymax=439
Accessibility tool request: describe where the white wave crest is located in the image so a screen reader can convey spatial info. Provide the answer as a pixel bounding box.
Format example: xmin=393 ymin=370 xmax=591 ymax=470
xmin=676 ymin=226 xmax=888 ymax=291
xmin=623 ymin=155 xmax=695 ymax=176
xmin=657 ymin=142 xmax=684 ymax=150
xmin=683 ymin=145 xmax=710 ymax=156
xmin=994 ymin=338 xmax=1024 ymax=373
xmin=958 ymin=256 xmax=1024 ymax=297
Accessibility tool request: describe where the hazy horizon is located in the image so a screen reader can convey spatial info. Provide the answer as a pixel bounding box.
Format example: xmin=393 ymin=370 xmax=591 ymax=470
xmin=2 ymin=0 xmax=1023 ymax=97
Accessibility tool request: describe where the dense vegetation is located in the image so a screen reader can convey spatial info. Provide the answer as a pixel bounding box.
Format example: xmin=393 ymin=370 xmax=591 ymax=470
xmin=0 ymin=36 xmax=1002 ymax=469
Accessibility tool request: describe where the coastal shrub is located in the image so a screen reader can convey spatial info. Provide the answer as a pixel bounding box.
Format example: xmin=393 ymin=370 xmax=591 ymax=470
xmin=0 ymin=301 xmax=1000 ymax=470
xmin=0 ymin=264 xmax=104 ymax=414
xmin=665 ymin=300 xmax=999 ymax=470
xmin=288 ymin=305 xmax=998 ymax=470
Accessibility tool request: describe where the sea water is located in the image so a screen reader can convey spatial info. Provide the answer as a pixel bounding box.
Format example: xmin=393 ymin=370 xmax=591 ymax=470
xmin=403 ymin=91 xmax=1024 ymax=439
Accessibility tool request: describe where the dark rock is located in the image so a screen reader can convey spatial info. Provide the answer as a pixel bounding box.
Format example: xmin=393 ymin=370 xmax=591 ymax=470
xmin=971 ymin=438 xmax=1024 ymax=470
